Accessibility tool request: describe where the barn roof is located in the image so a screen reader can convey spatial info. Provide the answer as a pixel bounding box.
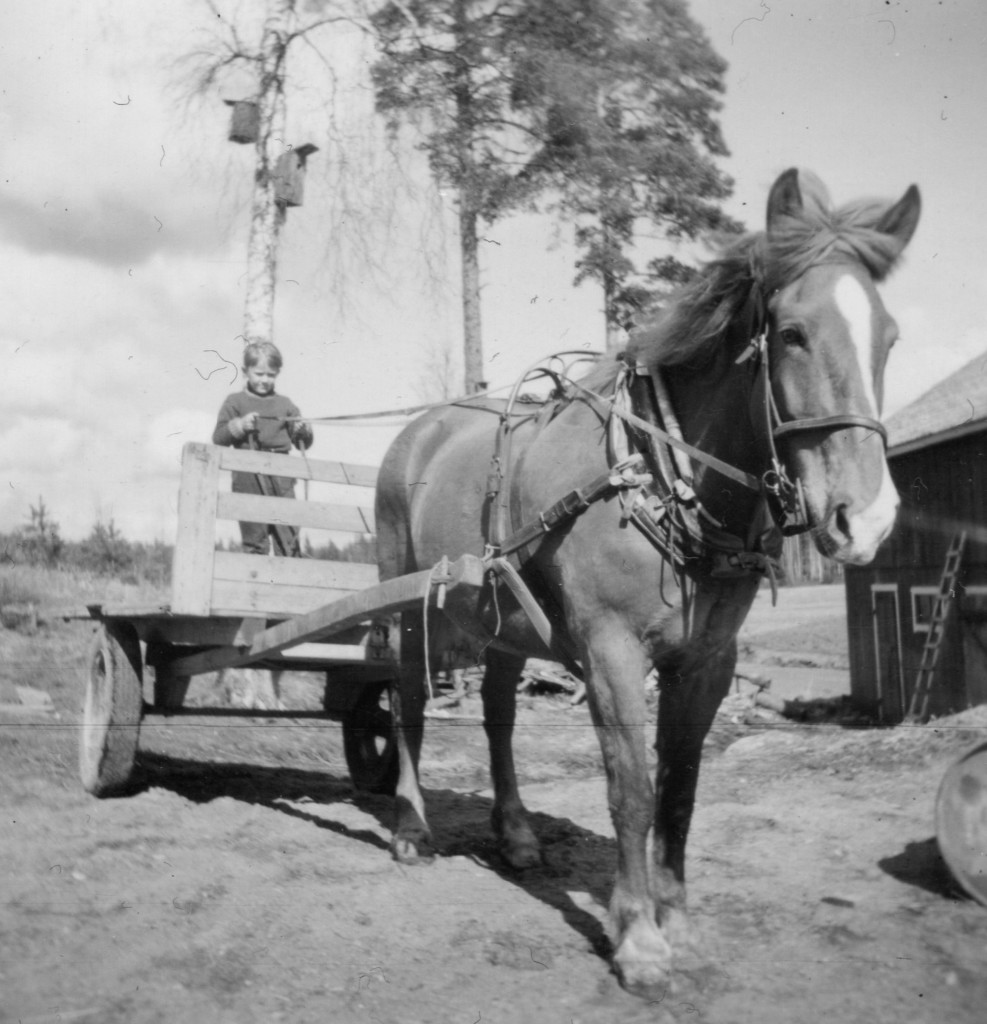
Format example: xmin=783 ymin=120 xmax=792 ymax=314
xmin=886 ymin=349 xmax=987 ymax=456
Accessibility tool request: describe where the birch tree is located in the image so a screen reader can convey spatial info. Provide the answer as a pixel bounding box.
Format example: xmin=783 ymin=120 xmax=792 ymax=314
xmin=182 ymin=0 xmax=363 ymax=346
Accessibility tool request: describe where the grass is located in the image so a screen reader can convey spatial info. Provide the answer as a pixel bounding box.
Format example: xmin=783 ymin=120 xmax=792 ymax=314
xmin=0 ymin=564 xmax=167 ymax=611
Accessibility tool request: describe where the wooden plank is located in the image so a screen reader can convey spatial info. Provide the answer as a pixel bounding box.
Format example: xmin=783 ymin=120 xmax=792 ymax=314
xmin=171 ymin=442 xmax=221 ymax=615
xmin=216 ymin=492 xmax=375 ymax=534
xmin=165 ymin=554 xmax=485 ymax=678
xmin=56 ymin=604 xmax=172 ymax=621
xmin=140 ymin=617 xmax=267 ymax=650
xmin=217 ymin=445 xmax=378 ymax=487
xmin=212 ymin=550 xmax=378 ymax=591
xmin=210 ymin=580 xmax=366 ymax=618
xmin=164 ymin=642 xmax=386 ymax=669
xmin=145 ymin=708 xmax=333 ymax=720
xmin=275 ymin=643 xmax=390 ymax=663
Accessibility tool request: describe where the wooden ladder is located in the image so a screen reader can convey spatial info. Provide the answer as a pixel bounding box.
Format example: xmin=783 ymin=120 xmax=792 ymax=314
xmin=905 ymin=530 xmax=967 ymax=723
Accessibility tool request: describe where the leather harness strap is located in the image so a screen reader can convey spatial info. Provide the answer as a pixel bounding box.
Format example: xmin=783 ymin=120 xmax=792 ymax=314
xmin=497 ymin=463 xmax=639 ymax=560
xmin=570 ymin=377 xmax=763 ymax=493
xmin=773 ymin=413 xmax=888 ymax=442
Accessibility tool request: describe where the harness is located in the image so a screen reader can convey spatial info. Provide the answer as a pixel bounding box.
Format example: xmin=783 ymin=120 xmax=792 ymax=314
xmin=477 ymin=294 xmax=889 ymax=651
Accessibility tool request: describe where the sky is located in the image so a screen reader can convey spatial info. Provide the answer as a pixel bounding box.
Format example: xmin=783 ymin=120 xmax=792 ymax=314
xmin=2 ymin=0 xmax=986 ymax=543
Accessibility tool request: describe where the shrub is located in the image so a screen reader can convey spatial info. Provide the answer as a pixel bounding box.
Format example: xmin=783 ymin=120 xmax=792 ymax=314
xmin=0 ymin=499 xmax=63 ymax=567
xmin=0 ymin=500 xmax=172 ymax=588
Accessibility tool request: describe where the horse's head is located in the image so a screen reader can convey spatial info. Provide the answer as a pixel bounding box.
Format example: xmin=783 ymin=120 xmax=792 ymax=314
xmin=759 ymin=168 xmax=921 ymax=564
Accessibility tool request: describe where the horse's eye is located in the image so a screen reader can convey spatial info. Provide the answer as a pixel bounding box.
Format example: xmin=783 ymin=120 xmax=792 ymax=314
xmin=779 ymin=326 xmax=805 ymax=348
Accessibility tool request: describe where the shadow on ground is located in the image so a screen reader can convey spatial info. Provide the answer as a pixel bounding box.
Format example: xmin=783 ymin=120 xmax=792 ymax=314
xmin=136 ymin=750 xmax=617 ymax=961
xmin=879 ymin=837 xmax=970 ymax=902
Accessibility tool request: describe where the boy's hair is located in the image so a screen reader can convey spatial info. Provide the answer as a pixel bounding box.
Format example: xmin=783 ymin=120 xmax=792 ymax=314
xmin=243 ymin=341 xmax=283 ymax=371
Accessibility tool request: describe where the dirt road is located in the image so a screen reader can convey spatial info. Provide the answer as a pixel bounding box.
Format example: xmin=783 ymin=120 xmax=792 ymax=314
xmin=2 ymin=612 xmax=987 ymax=1023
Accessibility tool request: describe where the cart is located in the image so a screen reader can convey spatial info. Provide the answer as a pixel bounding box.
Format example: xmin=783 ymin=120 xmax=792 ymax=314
xmin=74 ymin=441 xmax=484 ymax=798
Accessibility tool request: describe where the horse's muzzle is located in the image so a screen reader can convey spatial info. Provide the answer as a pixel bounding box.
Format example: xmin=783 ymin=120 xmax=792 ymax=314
xmin=813 ymin=472 xmax=899 ymax=565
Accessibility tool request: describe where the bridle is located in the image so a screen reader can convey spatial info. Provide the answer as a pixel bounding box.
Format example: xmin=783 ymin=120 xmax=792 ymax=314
xmin=739 ymin=292 xmax=890 ymax=535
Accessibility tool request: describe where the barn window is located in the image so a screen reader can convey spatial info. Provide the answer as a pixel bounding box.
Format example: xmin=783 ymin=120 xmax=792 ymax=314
xmin=910 ymin=586 xmax=940 ymax=632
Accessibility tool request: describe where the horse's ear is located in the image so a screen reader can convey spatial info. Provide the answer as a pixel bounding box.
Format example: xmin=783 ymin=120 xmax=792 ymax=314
xmin=875 ymin=184 xmax=921 ymax=253
xmin=766 ymin=168 xmax=802 ymax=234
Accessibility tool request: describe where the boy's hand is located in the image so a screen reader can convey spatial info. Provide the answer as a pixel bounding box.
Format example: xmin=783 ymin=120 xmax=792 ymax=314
xmin=290 ymin=421 xmax=312 ymax=451
xmin=230 ymin=412 xmax=259 ymax=439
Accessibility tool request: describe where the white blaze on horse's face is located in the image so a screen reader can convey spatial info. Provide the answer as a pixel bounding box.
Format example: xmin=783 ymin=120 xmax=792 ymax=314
xmin=769 ymin=263 xmax=899 ymax=565
xmin=834 ymin=274 xmax=879 ymax=412
xmin=831 ymin=271 xmax=900 ymax=560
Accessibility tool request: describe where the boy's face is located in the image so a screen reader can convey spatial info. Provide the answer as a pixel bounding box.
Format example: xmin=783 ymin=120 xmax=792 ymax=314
xmin=244 ymin=359 xmax=279 ymax=396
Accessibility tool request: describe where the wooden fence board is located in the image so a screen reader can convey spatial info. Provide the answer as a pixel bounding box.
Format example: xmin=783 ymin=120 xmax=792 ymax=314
xmin=217 ymin=447 xmax=378 ymax=487
xmin=166 ymin=554 xmax=485 ymax=677
xmin=171 ymin=443 xmax=221 ymax=615
xmin=210 ymin=580 xmax=361 ymax=618
xmin=170 ymin=442 xmax=381 ymax=620
xmin=212 ymin=551 xmax=377 ymax=591
xmin=216 ymin=492 xmax=375 ymax=534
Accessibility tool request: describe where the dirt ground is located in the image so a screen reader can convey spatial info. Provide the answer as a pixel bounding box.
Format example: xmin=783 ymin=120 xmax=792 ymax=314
xmin=2 ymin=585 xmax=987 ymax=1024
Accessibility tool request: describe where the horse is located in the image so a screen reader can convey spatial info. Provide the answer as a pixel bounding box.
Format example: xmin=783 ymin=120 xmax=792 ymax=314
xmin=374 ymin=168 xmax=921 ymax=995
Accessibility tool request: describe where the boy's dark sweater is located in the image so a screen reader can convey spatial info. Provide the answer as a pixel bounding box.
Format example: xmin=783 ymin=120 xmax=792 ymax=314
xmin=212 ymin=390 xmax=309 ymax=452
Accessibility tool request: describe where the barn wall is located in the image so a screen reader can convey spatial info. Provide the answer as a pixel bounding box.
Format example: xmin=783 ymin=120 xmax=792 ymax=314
xmin=846 ymin=427 xmax=987 ymax=721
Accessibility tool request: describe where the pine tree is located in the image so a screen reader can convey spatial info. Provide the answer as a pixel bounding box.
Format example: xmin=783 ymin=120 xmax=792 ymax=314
xmin=507 ymin=0 xmax=739 ymax=347
xmin=371 ymin=0 xmax=737 ymax=363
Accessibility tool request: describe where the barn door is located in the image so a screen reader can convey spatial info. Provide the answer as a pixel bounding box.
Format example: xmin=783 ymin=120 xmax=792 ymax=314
xmin=872 ymin=584 xmax=905 ymax=723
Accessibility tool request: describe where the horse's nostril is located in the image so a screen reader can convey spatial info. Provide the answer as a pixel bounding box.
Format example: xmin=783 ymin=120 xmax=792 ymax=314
xmin=834 ymin=504 xmax=851 ymax=541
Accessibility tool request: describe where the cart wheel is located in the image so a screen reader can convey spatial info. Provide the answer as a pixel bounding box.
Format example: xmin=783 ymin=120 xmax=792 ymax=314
xmin=79 ymin=623 xmax=143 ymax=797
xmin=342 ymin=687 xmax=398 ymax=795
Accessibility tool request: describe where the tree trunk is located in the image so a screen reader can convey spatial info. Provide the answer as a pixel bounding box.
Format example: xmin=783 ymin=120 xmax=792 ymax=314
xmin=453 ymin=0 xmax=484 ymax=395
xmin=602 ymin=262 xmax=625 ymax=354
xmin=460 ymin=201 xmax=484 ymax=393
xmin=601 ymin=215 xmax=626 ymax=354
xmin=242 ymin=0 xmax=293 ymax=347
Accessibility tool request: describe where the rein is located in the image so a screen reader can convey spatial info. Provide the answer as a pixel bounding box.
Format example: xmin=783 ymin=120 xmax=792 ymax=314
xmin=568 ymin=376 xmax=762 ymax=493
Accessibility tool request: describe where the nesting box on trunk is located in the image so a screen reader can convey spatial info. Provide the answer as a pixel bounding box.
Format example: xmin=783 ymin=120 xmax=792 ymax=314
xmin=274 ymin=143 xmax=319 ymax=207
xmin=224 ymin=99 xmax=260 ymax=144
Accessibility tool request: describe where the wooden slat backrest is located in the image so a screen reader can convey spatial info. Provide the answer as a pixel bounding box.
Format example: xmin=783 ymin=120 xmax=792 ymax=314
xmin=170 ymin=442 xmax=380 ymax=618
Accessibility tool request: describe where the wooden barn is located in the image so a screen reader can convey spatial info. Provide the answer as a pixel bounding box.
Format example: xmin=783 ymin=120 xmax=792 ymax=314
xmin=845 ymin=350 xmax=987 ymax=722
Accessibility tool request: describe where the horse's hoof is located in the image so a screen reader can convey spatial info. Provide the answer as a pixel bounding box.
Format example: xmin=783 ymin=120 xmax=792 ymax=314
xmin=614 ymin=959 xmax=672 ymax=1001
xmin=390 ymin=831 xmax=434 ymax=865
xmin=612 ymin=927 xmax=673 ymax=999
xmin=502 ymin=839 xmax=543 ymax=871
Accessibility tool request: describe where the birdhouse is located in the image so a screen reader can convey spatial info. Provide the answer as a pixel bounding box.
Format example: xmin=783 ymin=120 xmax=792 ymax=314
xmin=273 ymin=143 xmax=319 ymax=208
xmin=224 ymin=99 xmax=260 ymax=144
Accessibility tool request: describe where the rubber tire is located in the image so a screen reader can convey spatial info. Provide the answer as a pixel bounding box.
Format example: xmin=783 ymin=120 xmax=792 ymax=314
xmin=79 ymin=623 xmax=143 ymax=797
xmin=342 ymin=688 xmax=398 ymax=795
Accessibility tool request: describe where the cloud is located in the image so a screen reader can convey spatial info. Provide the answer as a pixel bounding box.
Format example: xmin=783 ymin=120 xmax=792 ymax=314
xmin=144 ymin=408 xmax=217 ymax=475
xmin=7 ymin=345 xmax=81 ymax=414
xmin=0 ymin=190 xmax=215 ymax=268
xmin=885 ymin=323 xmax=987 ymax=417
xmin=0 ymin=417 xmax=81 ymax=466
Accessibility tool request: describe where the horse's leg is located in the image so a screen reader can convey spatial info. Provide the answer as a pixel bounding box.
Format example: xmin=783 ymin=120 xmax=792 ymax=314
xmin=583 ymin=630 xmax=671 ymax=995
xmin=652 ymin=638 xmax=738 ymax=947
xmin=389 ymin=608 xmax=433 ymax=864
xmin=481 ymin=647 xmax=541 ymax=869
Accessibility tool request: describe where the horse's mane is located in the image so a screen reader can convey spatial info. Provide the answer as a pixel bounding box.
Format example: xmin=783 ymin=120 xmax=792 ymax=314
xmin=630 ymin=172 xmax=909 ymax=369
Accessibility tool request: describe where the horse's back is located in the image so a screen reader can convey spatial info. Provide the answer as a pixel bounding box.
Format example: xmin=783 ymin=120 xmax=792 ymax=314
xmin=375 ymin=401 xmax=504 ymax=580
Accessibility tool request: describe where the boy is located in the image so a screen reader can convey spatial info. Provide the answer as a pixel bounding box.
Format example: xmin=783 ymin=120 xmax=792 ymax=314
xmin=213 ymin=341 xmax=314 ymax=556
